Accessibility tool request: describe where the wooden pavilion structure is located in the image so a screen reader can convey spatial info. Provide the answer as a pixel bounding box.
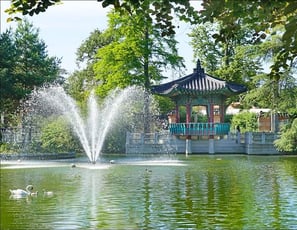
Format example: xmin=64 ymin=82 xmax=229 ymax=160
xmin=151 ymin=59 xmax=247 ymax=154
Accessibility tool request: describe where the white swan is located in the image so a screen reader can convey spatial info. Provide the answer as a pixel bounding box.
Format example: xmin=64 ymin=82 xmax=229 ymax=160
xmin=9 ymin=185 xmax=34 ymax=196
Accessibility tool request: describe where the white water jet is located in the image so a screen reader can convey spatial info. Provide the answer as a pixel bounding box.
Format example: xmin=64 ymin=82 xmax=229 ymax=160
xmin=32 ymin=86 xmax=144 ymax=164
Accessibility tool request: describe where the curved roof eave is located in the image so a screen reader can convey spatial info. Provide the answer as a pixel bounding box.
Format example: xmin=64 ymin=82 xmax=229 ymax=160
xmin=151 ymin=59 xmax=247 ymax=97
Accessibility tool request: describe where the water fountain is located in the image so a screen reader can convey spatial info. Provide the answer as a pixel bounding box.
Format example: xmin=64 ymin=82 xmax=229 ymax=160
xmin=23 ymin=85 xmax=159 ymax=164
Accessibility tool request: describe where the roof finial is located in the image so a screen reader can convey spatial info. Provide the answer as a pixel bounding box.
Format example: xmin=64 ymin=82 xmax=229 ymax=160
xmin=196 ymin=59 xmax=201 ymax=71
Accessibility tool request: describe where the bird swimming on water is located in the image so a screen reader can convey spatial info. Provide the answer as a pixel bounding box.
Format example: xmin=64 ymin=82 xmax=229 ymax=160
xmin=43 ymin=189 xmax=54 ymax=197
xmin=9 ymin=185 xmax=34 ymax=197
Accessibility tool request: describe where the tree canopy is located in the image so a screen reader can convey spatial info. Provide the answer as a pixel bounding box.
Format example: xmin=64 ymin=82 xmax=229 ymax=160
xmin=0 ymin=19 xmax=62 ymax=126
xmin=5 ymin=0 xmax=198 ymax=37
xmin=198 ymin=0 xmax=297 ymax=78
xmin=189 ymin=19 xmax=297 ymax=112
xmin=3 ymin=0 xmax=297 ymax=152
xmin=67 ymin=6 xmax=184 ymax=98
xmin=5 ymin=1 xmax=296 ymax=76
xmin=93 ymin=8 xmax=184 ymax=95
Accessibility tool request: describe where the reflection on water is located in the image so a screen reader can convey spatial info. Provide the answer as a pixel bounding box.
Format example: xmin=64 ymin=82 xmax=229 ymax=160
xmin=1 ymin=155 xmax=297 ymax=229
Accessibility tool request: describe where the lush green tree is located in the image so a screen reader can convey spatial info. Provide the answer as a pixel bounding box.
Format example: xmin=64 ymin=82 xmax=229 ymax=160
xmin=230 ymin=112 xmax=258 ymax=133
xmin=199 ymin=0 xmax=297 ymax=77
xmin=66 ymin=29 xmax=113 ymax=100
xmin=76 ymin=29 xmax=113 ymax=66
xmin=274 ymin=118 xmax=297 ymax=153
xmin=65 ymin=69 xmax=91 ymax=103
xmin=93 ymin=5 xmax=184 ymax=133
xmin=6 ymin=0 xmax=296 ymax=72
xmin=190 ymin=15 xmax=297 ymax=113
xmin=189 ymin=22 xmax=221 ymax=73
xmin=14 ymin=20 xmax=62 ymax=93
xmin=154 ymin=95 xmax=174 ymax=116
xmin=40 ymin=117 xmax=82 ymax=153
xmin=5 ymin=0 xmax=198 ymax=37
xmin=0 ymin=29 xmax=18 ymax=123
xmin=196 ymin=1 xmax=297 ymax=122
xmin=0 ymin=20 xmax=62 ymax=126
xmin=189 ymin=22 xmax=262 ymax=87
xmin=93 ymin=7 xmax=184 ymax=97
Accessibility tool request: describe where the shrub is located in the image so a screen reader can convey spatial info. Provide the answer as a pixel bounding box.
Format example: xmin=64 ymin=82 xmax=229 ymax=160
xmin=231 ymin=111 xmax=258 ymax=133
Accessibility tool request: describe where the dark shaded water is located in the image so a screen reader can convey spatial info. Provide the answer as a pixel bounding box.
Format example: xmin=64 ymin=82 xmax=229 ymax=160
xmin=1 ymin=155 xmax=297 ymax=229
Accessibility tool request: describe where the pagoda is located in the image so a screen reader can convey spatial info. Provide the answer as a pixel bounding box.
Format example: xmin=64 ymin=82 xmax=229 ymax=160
xmin=151 ymin=59 xmax=247 ymax=154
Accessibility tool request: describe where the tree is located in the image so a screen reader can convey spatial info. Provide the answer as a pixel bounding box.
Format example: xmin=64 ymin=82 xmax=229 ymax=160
xmin=40 ymin=117 xmax=82 ymax=153
xmin=199 ymin=0 xmax=297 ymax=82
xmin=5 ymin=0 xmax=198 ymax=37
xmin=93 ymin=7 xmax=184 ymax=96
xmin=189 ymin=22 xmax=262 ymax=86
xmin=5 ymin=0 xmax=296 ymax=72
xmin=274 ymin=118 xmax=297 ymax=153
xmin=190 ymin=13 xmax=297 ymax=113
xmin=94 ymin=5 xmax=185 ymax=133
xmin=0 ymin=29 xmax=18 ymax=122
xmin=14 ymin=19 xmax=62 ymax=93
xmin=230 ymin=112 xmax=258 ymax=133
xmin=76 ymin=29 xmax=113 ymax=67
xmin=65 ymin=29 xmax=113 ymax=100
xmin=0 ymin=20 xmax=62 ymax=126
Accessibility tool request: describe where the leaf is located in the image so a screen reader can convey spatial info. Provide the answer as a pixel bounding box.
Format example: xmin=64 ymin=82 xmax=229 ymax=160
xmin=284 ymin=2 xmax=297 ymax=15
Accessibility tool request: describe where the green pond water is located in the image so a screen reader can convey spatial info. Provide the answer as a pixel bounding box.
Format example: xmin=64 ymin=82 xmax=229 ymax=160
xmin=1 ymin=155 xmax=297 ymax=229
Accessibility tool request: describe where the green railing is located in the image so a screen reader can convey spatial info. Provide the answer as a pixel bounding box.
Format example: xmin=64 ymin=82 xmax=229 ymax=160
xmin=169 ymin=123 xmax=230 ymax=136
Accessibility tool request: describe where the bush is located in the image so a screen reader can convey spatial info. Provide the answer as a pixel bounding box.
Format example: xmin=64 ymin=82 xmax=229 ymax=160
xmin=231 ymin=111 xmax=258 ymax=133
xmin=274 ymin=118 xmax=297 ymax=153
xmin=40 ymin=117 xmax=82 ymax=153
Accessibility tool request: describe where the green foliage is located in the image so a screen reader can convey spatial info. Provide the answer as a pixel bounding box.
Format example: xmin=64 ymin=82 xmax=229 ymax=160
xmin=189 ymin=22 xmax=222 ymax=73
xmin=94 ymin=0 xmax=198 ymax=37
xmin=5 ymin=0 xmax=61 ymax=20
xmin=5 ymin=0 xmax=296 ymax=74
xmin=199 ymin=0 xmax=297 ymax=82
xmin=288 ymin=108 xmax=297 ymax=119
xmin=40 ymin=117 xmax=81 ymax=153
xmin=66 ymin=29 xmax=113 ymax=100
xmin=102 ymin=124 xmax=128 ymax=153
xmin=0 ymin=20 xmax=62 ymax=125
xmin=65 ymin=69 xmax=92 ymax=102
xmin=93 ymin=8 xmax=184 ymax=96
xmin=190 ymin=11 xmax=297 ymax=113
xmin=153 ymin=95 xmax=174 ymax=116
xmin=189 ymin=21 xmax=263 ymax=107
xmin=76 ymin=29 xmax=113 ymax=66
xmin=274 ymin=118 xmax=297 ymax=153
xmin=231 ymin=112 xmax=258 ymax=133
xmin=0 ymin=143 xmax=15 ymax=153
xmin=6 ymin=0 xmax=199 ymax=37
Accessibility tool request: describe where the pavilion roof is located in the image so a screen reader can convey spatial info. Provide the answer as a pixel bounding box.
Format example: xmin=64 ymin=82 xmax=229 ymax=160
xmin=152 ymin=60 xmax=247 ymax=97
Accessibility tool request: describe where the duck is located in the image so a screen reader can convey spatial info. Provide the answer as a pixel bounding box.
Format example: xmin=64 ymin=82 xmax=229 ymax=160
xmin=9 ymin=185 xmax=34 ymax=196
xmin=30 ymin=191 xmax=38 ymax=197
xmin=43 ymin=189 xmax=54 ymax=197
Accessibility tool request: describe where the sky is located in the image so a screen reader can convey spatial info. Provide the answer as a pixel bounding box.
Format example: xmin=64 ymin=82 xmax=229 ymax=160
xmin=1 ymin=1 xmax=201 ymax=80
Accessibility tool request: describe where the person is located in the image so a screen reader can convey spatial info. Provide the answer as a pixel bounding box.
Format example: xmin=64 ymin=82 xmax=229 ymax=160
xmin=236 ymin=125 xmax=240 ymax=133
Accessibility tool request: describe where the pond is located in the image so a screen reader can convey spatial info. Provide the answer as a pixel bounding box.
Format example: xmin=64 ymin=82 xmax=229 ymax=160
xmin=1 ymin=154 xmax=297 ymax=229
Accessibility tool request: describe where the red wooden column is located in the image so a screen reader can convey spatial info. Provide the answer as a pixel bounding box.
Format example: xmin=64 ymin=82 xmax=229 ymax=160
xmin=175 ymin=103 xmax=180 ymax=123
xmin=208 ymin=103 xmax=214 ymax=132
xmin=185 ymin=100 xmax=192 ymax=155
xmin=186 ymin=102 xmax=191 ymax=124
xmin=219 ymin=101 xmax=225 ymax=123
xmin=208 ymin=99 xmax=215 ymax=154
